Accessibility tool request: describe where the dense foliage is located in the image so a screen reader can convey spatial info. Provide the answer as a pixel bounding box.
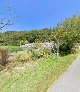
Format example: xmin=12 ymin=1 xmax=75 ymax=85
xmin=0 ymin=28 xmax=52 ymax=46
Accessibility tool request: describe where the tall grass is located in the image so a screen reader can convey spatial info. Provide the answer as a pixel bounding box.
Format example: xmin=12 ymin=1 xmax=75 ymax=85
xmin=0 ymin=48 xmax=9 ymax=66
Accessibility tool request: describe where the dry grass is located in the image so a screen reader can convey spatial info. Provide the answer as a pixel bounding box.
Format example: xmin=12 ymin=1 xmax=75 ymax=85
xmin=0 ymin=49 xmax=9 ymax=66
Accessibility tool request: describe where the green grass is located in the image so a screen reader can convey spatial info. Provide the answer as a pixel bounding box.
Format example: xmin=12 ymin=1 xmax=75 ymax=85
xmin=0 ymin=54 xmax=78 ymax=92
xmin=0 ymin=46 xmax=25 ymax=53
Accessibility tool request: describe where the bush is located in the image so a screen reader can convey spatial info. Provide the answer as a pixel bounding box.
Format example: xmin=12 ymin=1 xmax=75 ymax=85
xmin=0 ymin=48 xmax=9 ymax=66
xmin=32 ymin=49 xmax=43 ymax=60
xmin=16 ymin=48 xmax=53 ymax=62
xmin=59 ymin=42 xmax=74 ymax=55
xmin=31 ymin=48 xmax=52 ymax=60
xmin=35 ymin=42 xmax=41 ymax=49
xmin=16 ymin=51 xmax=31 ymax=62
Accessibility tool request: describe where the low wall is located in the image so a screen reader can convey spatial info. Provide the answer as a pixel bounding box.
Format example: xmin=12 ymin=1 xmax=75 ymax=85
xmin=21 ymin=42 xmax=54 ymax=49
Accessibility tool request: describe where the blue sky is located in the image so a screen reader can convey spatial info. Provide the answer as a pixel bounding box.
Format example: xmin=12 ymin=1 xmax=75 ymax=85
xmin=0 ymin=0 xmax=80 ymax=31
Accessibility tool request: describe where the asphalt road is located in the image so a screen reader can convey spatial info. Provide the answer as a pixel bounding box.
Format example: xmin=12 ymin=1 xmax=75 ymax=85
xmin=48 ymin=55 xmax=80 ymax=92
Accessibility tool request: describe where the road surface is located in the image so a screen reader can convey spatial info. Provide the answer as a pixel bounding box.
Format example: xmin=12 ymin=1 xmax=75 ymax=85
xmin=48 ymin=55 xmax=80 ymax=92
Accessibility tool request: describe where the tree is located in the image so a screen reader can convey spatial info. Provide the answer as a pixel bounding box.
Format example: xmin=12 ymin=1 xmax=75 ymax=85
xmin=0 ymin=1 xmax=16 ymax=31
xmin=51 ymin=15 xmax=80 ymax=55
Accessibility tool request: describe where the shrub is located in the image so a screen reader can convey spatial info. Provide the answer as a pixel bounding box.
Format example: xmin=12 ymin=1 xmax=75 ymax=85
xmin=42 ymin=48 xmax=52 ymax=58
xmin=59 ymin=41 xmax=75 ymax=55
xmin=35 ymin=42 xmax=41 ymax=49
xmin=0 ymin=48 xmax=9 ymax=66
xmin=16 ymin=48 xmax=53 ymax=62
xmin=16 ymin=51 xmax=31 ymax=62
xmin=31 ymin=48 xmax=52 ymax=60
xmin=31 ymin=49 xmax=43 ymax=60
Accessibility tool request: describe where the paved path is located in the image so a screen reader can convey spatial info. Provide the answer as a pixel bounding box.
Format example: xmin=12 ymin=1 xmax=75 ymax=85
xmin=48 ymin=55 xmax=80 ymax=92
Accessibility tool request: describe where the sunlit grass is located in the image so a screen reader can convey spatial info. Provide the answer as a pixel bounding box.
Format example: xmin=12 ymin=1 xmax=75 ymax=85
xmin=0 ymin=53 xmax=78 ymax=92
xmin=0 ymin=46 xmax=25 ymax=53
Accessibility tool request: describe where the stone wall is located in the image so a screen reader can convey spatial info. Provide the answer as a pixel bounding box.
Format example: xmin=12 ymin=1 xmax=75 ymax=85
xmin=21 ymin=42 xmax=54 ymax=49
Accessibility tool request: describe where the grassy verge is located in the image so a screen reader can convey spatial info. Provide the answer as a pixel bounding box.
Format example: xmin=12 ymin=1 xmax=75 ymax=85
xmin=0 ymin=46 xmax=25 ymax=53
xmin=0 ymin=53 xmax=78 ymax=92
